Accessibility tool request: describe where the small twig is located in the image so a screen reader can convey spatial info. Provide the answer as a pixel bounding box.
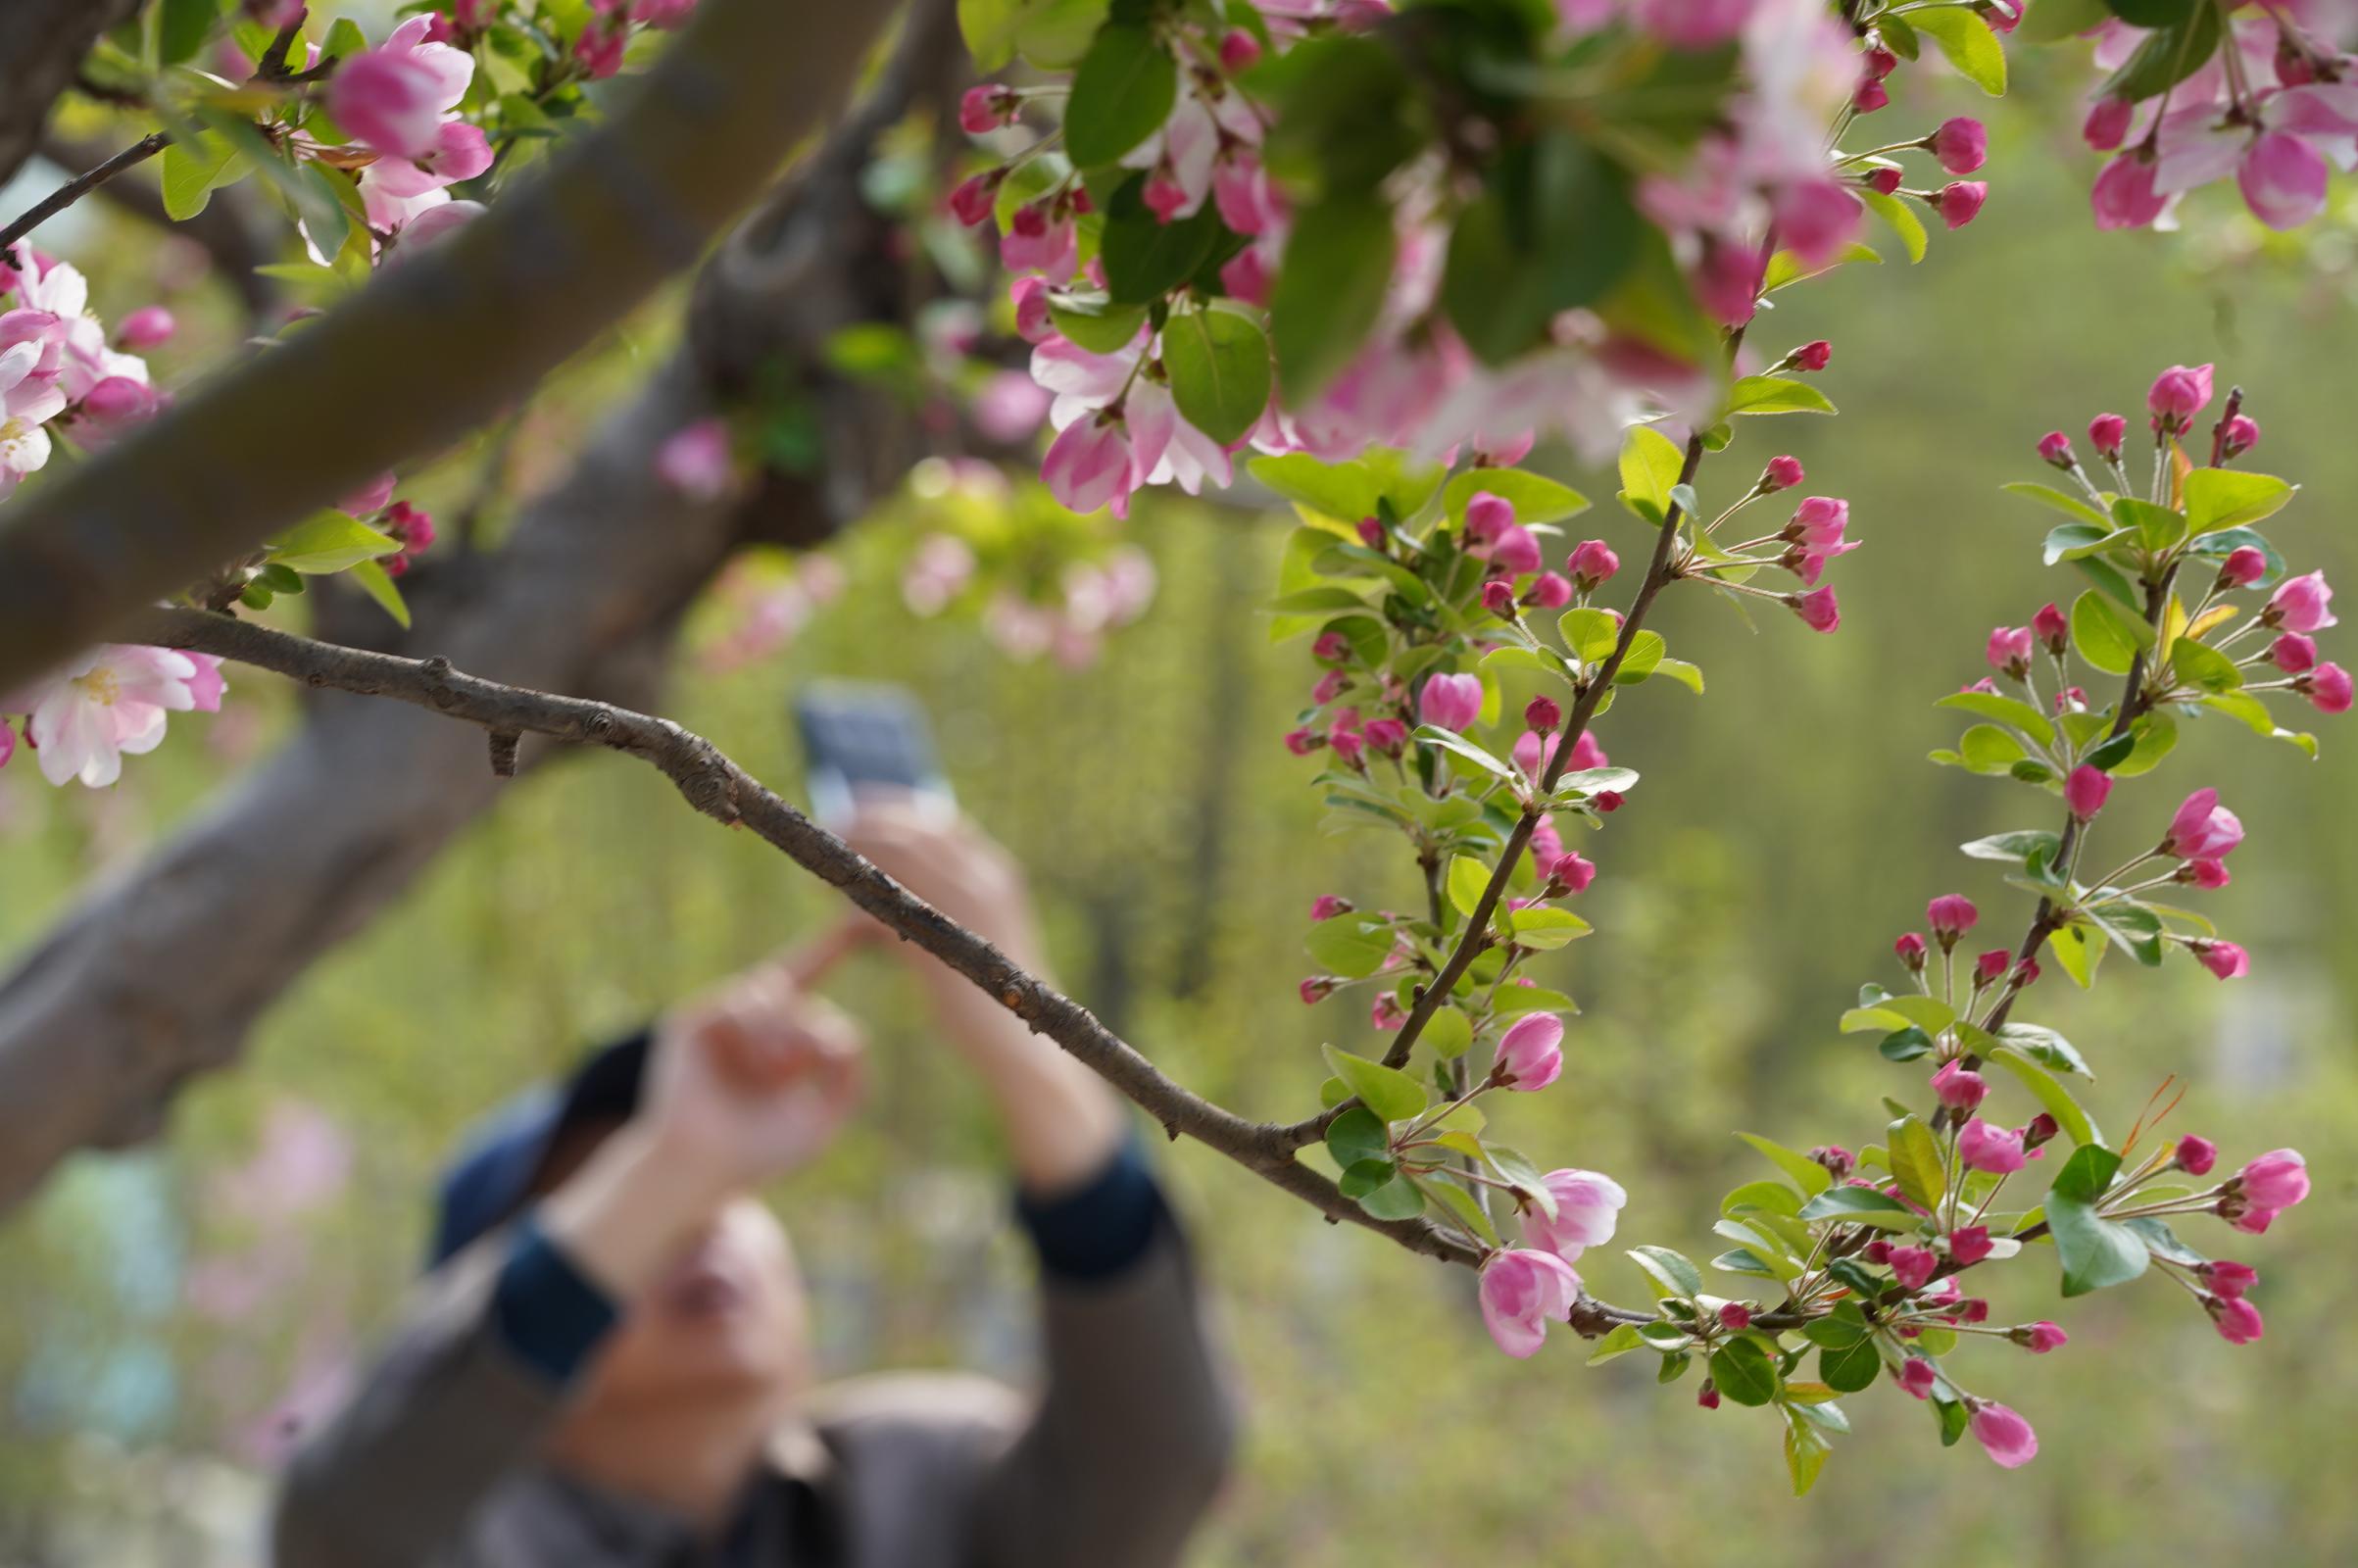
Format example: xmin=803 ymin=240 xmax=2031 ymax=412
xmin=0 ymin=131 xmax=171 ymax=265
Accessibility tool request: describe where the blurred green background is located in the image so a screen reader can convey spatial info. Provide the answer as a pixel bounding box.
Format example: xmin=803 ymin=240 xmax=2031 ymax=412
xmin=4 ymin=53 xmax=2356 ymax=1568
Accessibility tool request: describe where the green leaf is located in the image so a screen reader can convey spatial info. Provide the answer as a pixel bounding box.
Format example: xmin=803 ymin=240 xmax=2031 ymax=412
xmin=1909 ymin=4 xmax=2007 ymax=93
xmin=1957 ymin=724 xmax=2028 ymax=773
xmin=2046 ymin=1144 xmax=2149 ymax=1296
xmin=1423 ymin=1004 xmax=1474 ymax=1059
xmin=1422 ymin=1176 xmax=1501 ymax=1246
xmin=1415 ymin=725 xmax=1517 ymax=783
xmin=1325 ymin=1105 xmax=1390 ymax=1172
xmin=1989 ymin=1046 xmax=2101 ymax=1147
xmin=1889 ymin=1115 xmax=1945 ymax=1211
xmin=2113 ymin=496 xmax=2187 ymax=554
xmin=2102 ymin=5 xmax=2222 ymax=102
xmin=1857 ymin=187 xmax=1927 ymax=263
xmin=2083 ymin=900 xmax=2165 ymax=967
xmin=1654 ymin=657 xmax=1705 ymax=693
xmin=958 ymin=0 xmax=1101 ymax=70
xmin=2071 ymin=588 xmax=2149 ymax=676
xmin=160 ymin=129 xmax=245 ymax=221
xmin=1321 ymin=1045 xmax=1427 ymax=1123
xmin=347 ymin=557 xmax=411 ymax=629
xmin=269 ymin=512 xmax=401 ymax=574
xmin=160 ymin=0 xmax=222 ymax=64
xmin=1613 ymin=630 xmax=1666 ymax=685
xmin=2022 ymin=0 xmax=2111 ymax=40
xmin=1305 ymin=914 xmax=1396 ymax=978
xmin=1354 ymin=1167 xmax=1428 ymax=1220
xmin=1504 ymin=906 xmax=1591 ymax=950
xmin=1484 ymin=1144 xmax=1554 ymax=1216
xmin=1446 ymin=854 xmax=1492 ymax=918
xmin=1960 ymin=829 xmax=2062 ymax=866
xmin=1994 ymin=1022 xmax=2092 ymax=1078
xmin=2005 ymin=481 xmax=2118 ymax=531
xmin=2183 ymin=468 xmax=2294 ymax=535
xmin=1271 ymin=195 xmax=1394 ymax=405
xmin=2041 ymin=521 xmax=2137 ymax=564
xmin=1338 ymin=1156 xmax=1400 ymax=1199
xmin=1557 ymin=607 xmax=1620 ymax=663
xmin=1251 ymin=455 xmax=1377 ymax=521
xmin=1735 ymin=1132 xmax=1834 ymax=1198
xmin=1441 ymin=468 xmax=1590 ymax=528
xmin=2168 ymin=637 xmax=2242 ymax=694
xmin=1725 ymin=375 xmax=1836 ymax=416
xmin=1616 ymin=424 xmax=1686 ymax=524
xmin=1046 ymin=290 xmax=1149 ymax=354
xmin=1819 ymin=1336 xmax=1883 ymax=1395
xmin=1099 ymin=174 xmax=1226 ymax=306
xmin=2047 ymin=920 xmax=2106 ymax=990
xmin=1587 ymin=1323 xmax=1648 ymax=1364
xmin=1802 ymin=1301 xmax=1871 ymax=1348
xmin=1784 ymin=1411 xmax=1833 ymax=1495
xmin=1877 ymin=1026 xmax=1935 ymax=1062
xmin=1163 ymin=305 xmax=1272 ymax=447
xmin=1795 ymin=1187 xmax=1920 ymax=1230
xmin=1710 ymin=1337 xmax=1780 ymax=1406
xmin=1936 ymin=691 xmax=2056 ymax=747
xmin=1062 ymin=24 xmax=1177 ymax=168
xmin=1627 ymin=1245 xmax=1704 ymax=1299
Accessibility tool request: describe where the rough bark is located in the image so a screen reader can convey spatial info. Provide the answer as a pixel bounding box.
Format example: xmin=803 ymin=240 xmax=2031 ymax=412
xmin=0 ymin=0 xmax=140 ymax=194
xmin=0 ymin=0 xmax=895 ymax=694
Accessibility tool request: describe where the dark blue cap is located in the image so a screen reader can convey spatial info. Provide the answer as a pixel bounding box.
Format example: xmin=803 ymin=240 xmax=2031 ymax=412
xmin=426 ymin=1031 xmax=651 ymax=1269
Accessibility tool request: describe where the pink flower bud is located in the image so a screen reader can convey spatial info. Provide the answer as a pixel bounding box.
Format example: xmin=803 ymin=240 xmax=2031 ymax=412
xmin=2092 ymin=153 xmax=2168 ymax=230
xmin=385 ymin=501 xmax=435 ymax=553
xmin=2184 ymin=854 xmax=2233 ymax=886
xmin=2164 ymin=788 xmax=2243 ymax=858
xmin=1313 ymin=631 xmax=1351 ymax=664
xmin=2223 ymin=413 xmax=2260 ymax=458
xmin=1864 ymin=166 xmax=1901 ymax=195
xmin=1418 ymin=672 xmax=1485 ymax=733
xmin=2088 ymin=413 xmax=2127 ymax=460
xmin=2146 ymin=363 xmax=2215 ymax=432
xmin=1328 ymin=725 xmax=1365 ymax=768
xmin=2084 ymin=95 xmax=2134 ymax=152
xmin=2065 ymin=763 xmax=2111 ymax=822
xmin=2032 ymin=601 xmax=2068 ymax=654
xmin=2037 ymin=430 xmax=2074 ymax=468
xmin=2271 ymin=632 xmax=2318 ymax=673
xmin=1697 ymin=1383 xmax=1722 ymax=1409
xmin=1487 ymin=524 xmax=1542 ymax=576
xmin=1926 ymin=894 xmax=1978 ymax=941
xmin=1986 ymin=625 xmax=2034 ymax=674
xmin=1357 ymin=516 xmax=1388 ymax=550
xmin=959 ymin=84 xmax=1010 ymax=136
xmin=1936 ymin=181 xmax=1988 ymax=229
xmin=1854 ymin=77 xmax=1890 ymax=113
xmin=1567 ymin=538 xmax=1620 ymax=587
xmin=1865 ymin=45 xmax=1898 ymax=79
xmin=1283 ymin=727 xmax=1321 ymax=757
xmin=2015 ymin=956 xmax=2042 ymax=991
xmin=1363 ymin=717 xmax=1408 ymax=756
xmin=1860 ymin=1239 xmax=1892 ymax=1265
xmin=1522 ymin=570 xmax=1573 ymax=610
xmin=1370 ymin=992 xmax=1405 ymax=1030
xmin=1548 ymin=852 xmax=1597 ymax=894
xmin=1948 ymin=1225 xmax=1993 ymax=1265
xmin=1928 ymin=117 xmax=1988 ymax=174
xmin=1788 ymin=586 xmax=1840 ymax=633
xmin=115 ymin=305 xmax=176 ymax=351
xmin=1483 ymin=580 xmax=1519 ymax=619
xmin=1933 ymin=1057 xmax=1989 ymax=1111
xmin=1310 ymin=894 xmax=1351 ymax=921
xmin=1141 ymin=170 xmax=1189 ymax=224
xmin=1889 ymin=1246 xmax=1938 ymax=1291
xmin=2204 ymin=1259 xmax=2257 ymax=1298
xmin=1478 ymin=1248 xmax=1582 ymax=1358
xmin=2219 ymin=546 xmax=2268 ymax=587
xmin=949 ymin=171 xmax=1002 ymax=226
xmin=2020 ymin=1320 xmax=2069 ymax=1352
xmin=655 ymin=418 xmax=736 ymax=502
xmin=1218 ymin=26 xmax=1261 ymax=72
xmin=1972 ymin=949 xmax=2008 ymax=986
xmin=1764 ymin=455 xmax=1804 ymax=491
xmin=1521 ymin=1167 xmax=1627 ymax=1261
xmin=2193 ymin=940 xmax=2249 ymax=981
xmin=1968 ymin=1400 xmax=2039 ymax=1469
xmin=1898 ymin=1358 xmax=1937 ymax=1399
xmin=2267 ymin=569 xmax=2337 ymax=632
xmin=1957 ymin=1298 xmax=1990 ymax=1323
xmin=1593 ymin=789 xmax=1624 ymax=812
xmin=2303 ymin=661 xmax=2354 ymax=714
xmin=1957 ymin=1117 xmax=2026 ymax=1174
xmin=2210 ymin=1295 xmax=2265 ymax=1345
xmin=1298 ymin=976 xmax=1335 ymax=1004
xmin=1525 ymin=695 xmax=1561 ymax=732
xmin=2235 ymin=1148 xmax=2310 ymax=1210
xmin=2175 ymin=1134 xmax=2218 ymax=1176
xmin=1009 ymin=276 xmax=1054 ymax=345
xmin=1792 ymin=340 xmax=1832 ymax=372
xmin=1894 ymin=931 xmax=1928 ymax=969
xmin=1463 ymin=490 xmax=1515 ymax=544
xmin=1718 ymin=1302 xmax=1751 ymax=1331
xmin=1494 ymin=1012 xmax=1564 ymax=1092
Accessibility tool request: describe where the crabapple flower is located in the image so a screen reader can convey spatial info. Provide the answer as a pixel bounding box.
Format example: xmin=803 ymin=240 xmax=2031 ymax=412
xmin=2092 ymin=154 xmax=2168 ymax=229
xmin=1567 ymin=539 xmax=1619 ymax=589
xmin=2037 ymin=431 xmax=2074 ymax=467
xmin=1419 ymin=672 xmax=1484 ymax=732
xmin=1926 ymin=894 xmax=1977 ymax=942
xmin=2176 ymin=1136 xmax=2218 ymax=1176
xmin=2084 ymin=96 xmax=2133 ymax=152
xmin=2305 ymin=662 xmax=2354 ymax=714
xmin=1987 ymin=625 xmax=2034 ymax=676
xmin=2220 ymin=546 xmax=2268 ymax=587
xmin=1494 ymin=1012 xmax=1564 ymax=1092
xmin=1478 ymin=1248 xmax=1582 ymax=1359
xmin=0 ymin=340 xmax=67 ymax=499
xmin=1788 ymin=586 xmax=1840 ymax=632
xmin=2271 ymin=633 xmax=2317 ymax=674
xmin=1520 ymin=1168 xmax=1628 ymax=1262
xmin=2210 ymin=1296 xmax=2265 ymax=1346
xmin=1957 ymin=1117 xmax=2026 ymax=1174
xmin=1894 ymin=931 xmax=1927 ymax=969
xmin=2192 ymin=940 xmax=2249 ymax=980
xmin=2163 ymin=789 xmax=2243 ymax=859
xmin=1309 ymin=894 xmax=1351 ymax=921
xmin=2018 ymin=1321 xmax=2069 ymax=1353
xmin=19 ymin=645 xmax=204 ymax=788
xmin=1483 ymin=581 xmax=1518 ymax=618
xmin=116 ymin=306 xmax=175 ymax=350
xmin=1548 ymin=852 xmax=1597 ymax=894
xmin=2146 ymin=364 xmax=2214 ymax=434
xmin=1968 ymin=1401 xmax=2038 ymax=1469
xmin=2065 ymin=764 xmax=2112 ymax=822
xmin=2238 ymin=132 xmax=2330 ymax=231
xmin=2222 ymin=414 xmax=2259 ymax=458
xmin=2235 ymin=1149 xmax=2310 ymax=1212
xmin=2205 ymin=1260 xmax=2257 ymax=1298
xmin=2266 ymin=570 xmax=2335 ymax=633
xmin=2088 ymin=413 xmax=2127 ymax=460
xmin=1041 ymin=414 xmax=1132 ymax=513
xmin=330 ymin=16 xmax=473 ymax=161
xmin=1948 ymin=1226 xmax=1993 ymax=1266
xmin=1719 ymin=1303 xmax=1751 ymax=1331
xmin=1898 ymin=1358 xmax=1937 ymax=1399
xmin=1932 ymin=1057 xmax=1987 ymax=1111
xmin=1765 ymin=454 xmax=1803 ymax=489
xmin=655 ymin=418 xmax=735 ymax=501
xmin=1936 ymin=181 xmax=1987 ymax=229
xmin=1889 ymin=1247 xmax=1937 ymax=1291
xmin=1929 ymin=118 xmax=1988 ymax=174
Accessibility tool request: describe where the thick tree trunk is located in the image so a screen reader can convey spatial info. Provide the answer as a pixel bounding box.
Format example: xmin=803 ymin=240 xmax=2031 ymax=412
xmin=0 ymin=0 xmax=141 ymax=194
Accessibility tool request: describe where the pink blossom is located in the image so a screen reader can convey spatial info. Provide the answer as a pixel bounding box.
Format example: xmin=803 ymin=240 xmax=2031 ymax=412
xmin=1478 ymin=1248 xmax=1583 ymax=1358
xmin=573 ymin=24 xmax=627 ymax=79
xmin=949 ymin=172 xmax=1001 ymax=226
xmin=1369 ymin=991 xmax=1405 ymax=1030
xmin=1933 ymin=1057 xmax=1987 ymax=1111
xmin=1218 ymin=27 xmax=1261 ymax=71
xmin=2186 ymin=852 xmax=2232 ymax=886
xmin=1957 ymin=1117 xmax=2026 ymax=1174
xmin=0 ymin=718 xmax=14 ymax=771
xmin=1363 ymin=717 xmax=1408 ymax=755
xmin=1631 ymin=0 xmax=1757 ymax=47
xmin=1788 ymin=585 xmax=1839 ymax=632
xmin=1463 ymin=490 xmax=1516 ymax=545
xmin=1298 ymin=976 xmax=1334 ymax=1004
xmin=1948 ymin=1226 xmax=1993 ymax=1266
xmin=1773 ymin=178 xmax=1861 ymax=269
xmin=1567 ymin=538 xmax=1620 ymax=588
xmin=1987 ymin=624 xmax=2034 ymax=673
xmin=2164 ymin=788 xmax=2243 ymax=859
xmin=2205 ymin=1260 xmax=2256 ymax=1298
xmin=2236 ymin=1149 xmax=2309 ymax=1211
xmin=2238 ymin=131 xmax=2330 ymax=230
xmin=2084 ymin=96 xmax=2134 ymax=152
xmin=1482 ymin=580 xmax=1518 ymax=619
xmin=2037 ymin=430 xmax=2074 ymax=467
xmin=329 ymin=16 xmax=473 ymax=160
xmin=1765 ymin=454 xmax=1803 ymax=489
xmin=1898 ymin=1358 xmax=1937 ymax=1399
xmin=2219 ymin=546 xmax=2268 ymax=587
xmin=1009 ymin=276 xmax=1053 ymax=344
xmin=2091 ymin=154 xmax=2168 ymax=229
xmin=2176 ymin=1135 xmax=2218 ymax=1176
xmin=2020 ymin=1320 xmax=2069 ymax=1353
xmin=2088 ymin=413 xmax=2127 ymax=460
xmin=2269 ymin=633 xmax=2318 ymax=673
xmin=1001 ymin=203 xmax=1077 ymax=281
xmin=2267 ymin=569 xmax=2336 ymax=632
xmin=1935 ymin=181 xmax=1988 ymax=229
xmin=115 ymin=305 xmax=176 ymax=351
xmin=1929 ymin=117 xmax=1989 ymax=174
xmin=19 ymin=645 xmax=203 ymax=787
xmin=1548 ymin=852 xmax=1596 ymax=894
xmin=2065 ymin=764 xmax=2112 ymax=822
xmin=2192 ymin=940 xmax=2248 ymax=980
xmin=1310 ymin=894 xmax=1351 ymax=921
xmin=960 ymin=84 xmax=1011 ymax=136
xmin=1969 ymin=1400 xmax=2039 ymax=1468
xmin=1525 ymin=695 xmax=1561 ymax=732
xmin=1926 ymin=894 xmax=1977 ymax=940
xmin=1494 ymin=1012 xmax=1564 ymax=1092
xmin=2211 ymin=1296 xmax=2265 ymax=1345
xmin=1889 ymin=1246 xmax=1937 ymax=1291
xmin=2222 ymin=413 xmax=2260 ymax=457
xmin=1790 ymin=341 xmax=1832 ymax=372
xmin=1520 ymin=1168 xmax=1627 ymax=1262
xmin=1893 ymin=931 xmax=1927 ymax=968
xmin=1041 ymin=414 xmax=1132 ymax=513
xmin=1418 ymin=672 xmax=1484 ymax=732
xmin=2305 ymin=662 xmax=2354 ymax=714
xmin=2146 ymin=363 xmax=2215 ymax=431
xmin=2034 ymin=601 xmax=2069 ymax=652
xmin=1487 ymin=524 xmax=1543 ymax=576
xmin=654 ymin=417 xmax=735 ymax=501
xmin=1719 ymin=1302 xmax=1751 ymax=1331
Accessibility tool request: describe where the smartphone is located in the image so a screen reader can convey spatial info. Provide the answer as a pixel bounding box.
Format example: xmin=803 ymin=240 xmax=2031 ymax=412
xmin=792 ymin=680 xmax=956 ymax=828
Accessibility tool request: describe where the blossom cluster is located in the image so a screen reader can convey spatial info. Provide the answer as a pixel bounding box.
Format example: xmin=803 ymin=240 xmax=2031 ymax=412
xmin=1 ymin=256 xmax=171 ymax=499
xmin=958 ymin=0 xmax=2003 ymax=517
xmin=2067 ymin=4 xmax=2358 ymax=231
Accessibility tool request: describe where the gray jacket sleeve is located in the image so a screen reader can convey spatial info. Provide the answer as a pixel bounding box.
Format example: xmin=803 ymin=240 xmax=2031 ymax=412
xmin=270 ymin=1238 xmax=568 ymax=1568
xmin=970 ymin=1212 xmax=1240 ymax=1568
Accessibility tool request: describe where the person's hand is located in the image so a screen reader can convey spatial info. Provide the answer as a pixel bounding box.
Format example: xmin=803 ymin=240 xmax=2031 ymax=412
xmin=840 ymin=795 xmax=1047 ymax=975
xmin=639 ymin=965 xmax=865 ymax=1200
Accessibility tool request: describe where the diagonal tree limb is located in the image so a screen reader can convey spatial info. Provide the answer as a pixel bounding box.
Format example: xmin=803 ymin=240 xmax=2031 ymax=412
xmin=36 ymin=130 xmax=283 ymax=322
xmin=0 ymin=0 xmax=896 ymax=695
xmin=119 ymin=606 xmax=1546 ymax=1295
xmin=0 ymin=0 xmax=143 ymax=194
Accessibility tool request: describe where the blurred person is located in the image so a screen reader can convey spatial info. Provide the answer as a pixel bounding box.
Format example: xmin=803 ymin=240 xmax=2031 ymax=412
xmin=271 ymin=800 xmax=1235 ymax=1566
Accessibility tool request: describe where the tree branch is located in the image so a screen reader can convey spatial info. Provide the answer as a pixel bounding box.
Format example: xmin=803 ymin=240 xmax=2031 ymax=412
xmin=0 ymin=0 xmax=143 ymax=193
xmin=35 ymin=131 xmax=282 ymax=322
xmin=0 ymin=132 xmax=169 ymax=264
xmin=124 ymin=605 xmax=1503 ymax=1274
xmin=0 ymin=0 xmax=896 ymax=694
